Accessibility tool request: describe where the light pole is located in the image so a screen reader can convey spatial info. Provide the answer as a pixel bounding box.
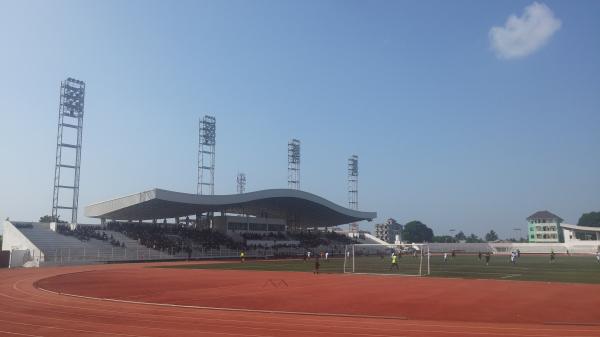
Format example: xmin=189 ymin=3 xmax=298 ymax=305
xmin=513 ymin=228 xmax=522 ymax=242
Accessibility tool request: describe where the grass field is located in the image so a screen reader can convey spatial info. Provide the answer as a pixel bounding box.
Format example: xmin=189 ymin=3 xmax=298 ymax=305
xmin=161 ymin=254 xmax=600 ymax=284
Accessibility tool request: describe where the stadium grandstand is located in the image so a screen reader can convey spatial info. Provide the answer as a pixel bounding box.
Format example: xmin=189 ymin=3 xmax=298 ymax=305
xmin=2 ymin=188 xmax=377 ymax=267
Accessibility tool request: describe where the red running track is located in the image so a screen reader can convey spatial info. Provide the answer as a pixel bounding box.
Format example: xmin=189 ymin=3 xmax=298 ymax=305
xmin=1 ymin=261 xmax=599 ymax=337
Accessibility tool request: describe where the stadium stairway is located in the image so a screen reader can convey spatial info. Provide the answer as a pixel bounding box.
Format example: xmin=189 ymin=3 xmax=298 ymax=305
xmin=15 ymin=222 xmax=92 ymax=251
xmin=362 ymin=233 xmax=390 ymax=245
xmin=11 ymin=222 xmax=169 ymax=265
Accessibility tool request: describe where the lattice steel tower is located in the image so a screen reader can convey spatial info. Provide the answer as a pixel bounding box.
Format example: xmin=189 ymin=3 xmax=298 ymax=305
xmin=288 ymin=139 xmax=300 ymax=190
xmin=348 ymin=155 xmax=358 ymax=210
xmin=52 ymin=78 xmax=86 ymax=225
xmin=197 ymin=115 xmax=216 ymax=195
xmin=237 ymin=173 xmax=246 ymax=194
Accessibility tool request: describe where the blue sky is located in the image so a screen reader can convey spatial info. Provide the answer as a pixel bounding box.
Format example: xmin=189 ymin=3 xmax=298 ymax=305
xmin=0 ymin=0 xmax=598 ymax=238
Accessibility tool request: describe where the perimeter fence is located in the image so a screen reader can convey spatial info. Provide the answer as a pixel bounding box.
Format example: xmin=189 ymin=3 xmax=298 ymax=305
xmin=10 ymin=246 xmax=322 ymax=267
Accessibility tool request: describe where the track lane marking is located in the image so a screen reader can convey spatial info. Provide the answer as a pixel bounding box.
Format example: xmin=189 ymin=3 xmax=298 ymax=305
xmin=4 ymin=266 xmax=595 ymax=331
xmin=0 ymin=331 xmax=44 ymax=337
xmin=36 ymin=285 xmax=409 ymax=320
xmin=4 ymin=284 xmax=600 ymax=336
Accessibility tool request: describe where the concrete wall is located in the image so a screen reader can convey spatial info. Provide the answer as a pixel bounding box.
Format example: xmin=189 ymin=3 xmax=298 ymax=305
xmin=214 ymin=215 xmax=286 ymax=234
xmin=563 ymin=228 xmax=600 ymax=253
xmin=426 ymin=242 xmax=598 ymax=254
xmin=1 ymin=221 xmax=44 ymax=267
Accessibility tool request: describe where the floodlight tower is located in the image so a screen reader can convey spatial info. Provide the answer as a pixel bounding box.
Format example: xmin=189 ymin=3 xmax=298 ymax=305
xmin=237 ymin=173 xmax=246 ymax=194
xmin=348 ymin=155 xmax=359 ymax=234
xmin=52 ymin=77 xmax=86 ymax=225
xmin=348 ymin=155 xmax=358 ymax=210
xmin=197 ymin=115 xmax=216 ymax=195
xmin=287 ymin=139 xmax=300 ymax=190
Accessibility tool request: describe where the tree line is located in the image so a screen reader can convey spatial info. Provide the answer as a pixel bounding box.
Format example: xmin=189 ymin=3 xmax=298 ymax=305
xmin=395 ymin=210 xmax=600 ymax=244
xmin=578 ymin=212 xmax=600 ymax=227
xmin=399 ymin=220 xmax=500 ymax=243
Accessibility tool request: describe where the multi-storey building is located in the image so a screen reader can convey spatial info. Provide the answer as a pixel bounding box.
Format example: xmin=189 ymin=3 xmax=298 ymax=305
xmin=374 ymin=218 xmax=402 ymax=243
xmin=527 ymin=210 xmax=563 ymax=243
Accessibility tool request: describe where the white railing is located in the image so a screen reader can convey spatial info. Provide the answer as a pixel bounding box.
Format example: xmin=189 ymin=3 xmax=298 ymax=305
xmin=9 ymin=244 xmax=351 ymax=268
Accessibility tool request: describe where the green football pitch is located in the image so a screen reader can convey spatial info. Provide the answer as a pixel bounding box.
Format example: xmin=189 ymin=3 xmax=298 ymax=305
xmin=161 ymin=254 xmax=600 ymax=284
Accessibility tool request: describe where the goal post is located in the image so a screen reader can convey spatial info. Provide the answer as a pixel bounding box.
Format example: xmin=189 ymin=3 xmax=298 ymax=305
xmin=344 ymin=243 xmax=430 ymax=276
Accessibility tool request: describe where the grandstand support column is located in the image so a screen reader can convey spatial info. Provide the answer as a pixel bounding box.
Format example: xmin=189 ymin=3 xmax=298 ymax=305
xmin=288 ymin=139 xmax=300 ymax=190
xmin=52 ymin=77 xmax=86 ymax=225
xmin=195 ymin=212 xmax=201 ymax=229
xmin=197 ymin=115 xmax=216 ymax=195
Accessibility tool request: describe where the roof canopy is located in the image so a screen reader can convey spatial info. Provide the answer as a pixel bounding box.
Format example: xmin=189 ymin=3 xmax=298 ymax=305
xmin=527 ymin=210 xmax=563 ymax=222
xmin=85 ymin=188 xmax=377 ymax=226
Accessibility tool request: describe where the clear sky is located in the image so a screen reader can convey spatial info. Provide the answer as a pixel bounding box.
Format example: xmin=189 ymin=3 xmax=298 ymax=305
xmin=0 ymin=0 xmax=598 ymax=238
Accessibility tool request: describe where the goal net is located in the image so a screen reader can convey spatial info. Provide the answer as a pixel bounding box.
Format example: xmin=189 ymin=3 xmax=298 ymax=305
xmin=344 ymin=243 xmax=430 ymax=276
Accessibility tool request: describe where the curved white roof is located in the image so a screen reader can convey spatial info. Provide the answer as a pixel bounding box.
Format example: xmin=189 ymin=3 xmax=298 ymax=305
xmin=85 ymin=188 xmax=377 ymax=226
xmin=561 ymin=223 xmax=600 ymax=233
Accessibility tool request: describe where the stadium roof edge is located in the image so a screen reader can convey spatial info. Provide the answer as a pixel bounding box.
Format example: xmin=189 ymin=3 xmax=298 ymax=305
xmin=84 ymin=188 xmax=377 ymax=226
xmin=85 ymin=188 xmax=158 ymax=207
xmin=561 ymin=223 xmax=600 ymax=233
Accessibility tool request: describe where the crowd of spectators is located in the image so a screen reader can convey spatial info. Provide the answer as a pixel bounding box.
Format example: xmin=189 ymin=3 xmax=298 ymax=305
xmin=241 ymin=232 xmax=287 ymax=241
xmin=58 ymin=222 xmax=360 ymax=255
xmin=105 ymin=222 xmax=242 ymax=254
xmin=241 ymin=230 xmax=359 ymax=251
xmin=288 ymin=230 xmax=358 ymax=248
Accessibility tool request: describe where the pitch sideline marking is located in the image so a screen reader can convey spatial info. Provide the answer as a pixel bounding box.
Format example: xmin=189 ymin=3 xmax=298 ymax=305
xmin=500 ymin=274 xmax=522 ymax=279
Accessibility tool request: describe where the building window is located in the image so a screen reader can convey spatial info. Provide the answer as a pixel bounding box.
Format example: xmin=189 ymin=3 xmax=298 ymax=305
xmin=575 ymin=231 xmax=596 ymax=241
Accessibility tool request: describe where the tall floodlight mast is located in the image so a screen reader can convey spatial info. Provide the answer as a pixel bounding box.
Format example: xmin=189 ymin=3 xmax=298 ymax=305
xmin=237 ymin=173 xmax=246 ymax=194
xmin=348 ymin=155 xmax=358 ymax=210
xmin=52 ymin=78 xmax=86 ymax=225
xmin=348 ymin=155 xmax=359 ymax=234
xmin=287 ymin=139 xmax=300 ymax=190
xmin=197 ymin=115 xmax=216 ymax=195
